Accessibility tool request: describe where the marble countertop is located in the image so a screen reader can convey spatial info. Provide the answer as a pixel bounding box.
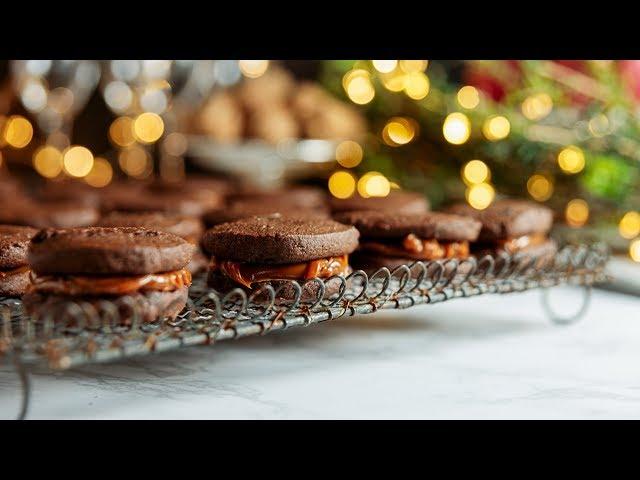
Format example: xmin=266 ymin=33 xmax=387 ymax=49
xmin=1 ymin=285 xmax=639 ymax=419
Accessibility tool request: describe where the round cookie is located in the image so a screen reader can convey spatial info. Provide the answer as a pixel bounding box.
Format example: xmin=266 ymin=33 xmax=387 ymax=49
xmin=227 ymin=185 xmax=328 ymax=211
xmin=98 ymin=212 xmax=204 ymax=242
xmin=334 ymin=211 xmax=482 ymax=241
xmin=29 ymin=227 xmax=195 ymax=276
xmin=204 ymin=200 xmax=329 ymax=228
xmin=330 ymin=191 xmax=430 ymax=215
xmin=0 ymin=202 xmax=99 ymax=228
xmin=202 ymin=215 xmax=359 ymax=264
xmin=0 ymin=225 xmax=38 ymax=270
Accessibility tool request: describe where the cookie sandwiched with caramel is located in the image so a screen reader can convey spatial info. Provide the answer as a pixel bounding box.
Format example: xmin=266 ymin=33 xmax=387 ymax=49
xmin=202 ymin=215 xmax=359 ymax=298
xmin=334 ymin=211 xmax=481 ymax=272
xmin=447 ymin=199 xmax=557 ymax=258
xmin=329 ymin=191 xmax=430 ymax=215
xmin=97 ymin=211 xmax=207 ymax=274
xmin=0 ymin=225 xmax=38 ymax=297
xmin=24 ymin=227 xmax=195 ymax=323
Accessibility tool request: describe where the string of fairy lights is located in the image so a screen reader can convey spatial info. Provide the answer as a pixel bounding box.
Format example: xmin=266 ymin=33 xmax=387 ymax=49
xmin=326 ymin=59 xmax=640 ymax=263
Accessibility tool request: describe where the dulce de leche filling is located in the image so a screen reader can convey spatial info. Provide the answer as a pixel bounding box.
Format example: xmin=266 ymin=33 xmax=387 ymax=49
xmin=360 ymin=234 xmax=470 ymax=260
xmin=212 ymin=255 xmax=350 ymax=288
xmin=0 ymin=265 xmax=30 ymax=280
xmin=29 ymin=269 xmax=192 ymax=296
xmin=495 ymin=233 xmax=547 ymax=253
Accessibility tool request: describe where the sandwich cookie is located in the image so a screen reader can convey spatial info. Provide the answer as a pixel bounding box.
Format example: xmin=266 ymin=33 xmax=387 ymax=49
xmin=0 ymin=201 xmax=99 ymax=228
xmin=447 ymin=199 xmax=557 ymax=257
xmin=98 ymin=211 xmax=207 ymax=274
xmin=226 ymin=185 xmax=328 ymax=211
xmin=334 ymin=211 xmax=481 ymax=272
xmin=202 ymin=215 xmax=359 ymax=298
xmin=330 ymin=191 xmax=430 ymax=215
xmin=203 ymin=200 xmax=329 ymax=228
xmin=24 ymin=227 xmax=195 ymax=323
xmin=0 ymin=225 xmax=38 ymax=297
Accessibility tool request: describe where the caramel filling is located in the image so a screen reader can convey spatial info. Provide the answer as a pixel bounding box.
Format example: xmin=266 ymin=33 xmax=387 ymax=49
xmin=212 ymin=255 xmax=350 ymax=288
xmin=0 ymin=265 xmax=30 ymax=280
xmin=493 ymin=234 xmax=547 ymax=253
xmin=29 ymin=269 xmax=192 ymax=296
xmin=360 ymin=234 xmax=470 ymax=260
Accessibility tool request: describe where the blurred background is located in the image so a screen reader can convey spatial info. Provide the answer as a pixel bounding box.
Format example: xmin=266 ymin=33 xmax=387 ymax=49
xmin=0 ymin=60 xmax=639 ymax=270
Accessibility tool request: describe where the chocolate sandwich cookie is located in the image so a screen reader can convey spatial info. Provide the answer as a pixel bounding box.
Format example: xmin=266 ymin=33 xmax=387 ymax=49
xmin=202 ymin=215 xmax=359 ymax=298
xmin=447 ymin=199 xmax=557 ymax=257
xmin=0 ymin=225 xmax=38 ymax=297
xmin=334 ymin=211 xmax=482 ymax=272
xmin=0 ymin=201 xmax=99 ymax=228
xmin=98 ymin=211 xmax=207 ymax=274
xmin=35 ymin=180 xmax=102 ymax=207
xmin=330 ymin=191 xmax=430 ymax=215
xmin=24 ymin=227 xmax=195 ymax=323
xmin=203 ymin=200 xmax=329 ymax=228
xmin=227 ymin=185 xmax=328 ymax=211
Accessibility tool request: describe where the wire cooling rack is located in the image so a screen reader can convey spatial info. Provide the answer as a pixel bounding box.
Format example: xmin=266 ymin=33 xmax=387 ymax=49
xmin=0 ymin=243 xmax=610 ymax=419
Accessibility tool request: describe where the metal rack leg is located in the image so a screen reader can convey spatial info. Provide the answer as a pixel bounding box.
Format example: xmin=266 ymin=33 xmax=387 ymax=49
xmin=541 ymin=285 xmax=591 ymax=325
xmin=13 ymin=357 xmax=31 ymax=420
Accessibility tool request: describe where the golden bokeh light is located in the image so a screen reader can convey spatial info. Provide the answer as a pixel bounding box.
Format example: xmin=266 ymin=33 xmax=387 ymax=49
xmin=483 ymin=115 xmax=510 ymax=141
xmin=119 ymin=146 xmax=151 ymax=178
xmin=358 ymin=171 xmax=390 ymax=198
xmin=630 ymin=239 xmax=640 ymax=262
xmin=63 ymin=146 xmax=94 ymax=178
xmin=163 ymin=132 xmax=188 ymax=157
xmin=33 ymin=146 xmax=63 ymax=179
xmin=465 ymin=183 xmax=495 ymax=210
xmin=328 ymin=171 xmax=356 ymax=199
xmin=345 ymin=73 xmax=375 ymax=105
xmin=565 ymin=199 xmax=589 ymax=228
xmin=335 ymin=140 xmax=363 ymax=168
xmin=462 ymin=160 xmax=490 ymax=185
xmin=527 ymin=174 xmax=554 ymax=202
xmin=521 ymin=93 xmax=553 ymax=121
xmin=557 ymin=145 xmax=585 ymax=174
xmin=383 ymin=117 xmax=415 ymax=146
xmin=238 ymin=60 xmax=270 ymax=79
xmin=372 ymin=60 xmax=398 ymax=73
xmin=133 ymin=112 xmax=164 ymax=144
xmin=588 ymin=114 xmax=610 ymax=137
xmin=442 ymin=112 xmax=471 ymax=145
xmin=380 ymin=70 xmax=406 ymax=92
xmin=84 ymin=157 xmax=113 ymax=188
xmin=619 ymin=211 xmax=640 ymax=240
xmin=3 ymin=115 xmax=33 ymax=148
xmin=403 ymin=72 xmax=430 ymax=100
xmin=457 ymin=86 xmax=480 ymax=109
xmin=342 ymin=69 xmax=369 ymax=91
xmin=399 ymin=60 xmax=428 ymax=73
xmin=109 ymin=116 xmax=136 ymax=147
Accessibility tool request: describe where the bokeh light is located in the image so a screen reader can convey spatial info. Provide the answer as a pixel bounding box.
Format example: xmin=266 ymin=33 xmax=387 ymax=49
xmin=328 ymin=171 xmax=356 ymax=199
xmin=565 ymin=199 xmax=589 ymax=228
xmin=619 ymin=211 xmax=640 ymax=239
xmin=372 ymin=60 xmax=397 ymax=73
xmin=104 ymin=81 xmax=133 ymax=113
xmin=630 ymin=239 xmax=640 ymax=262
xmin=358 ymin=171 xmax=390 ymax=198
xmin=109 ymin=116 xmax=136 ymax=147
xmin=588 ymin=114 xmax=610 ymax=137
xmin=521 ymin=93 xmax=553 ymax=120
xmin=33 ymin=146 xmax=63 ymax=178
xmin=462 ymin=160 xmax=490 ymax=185
xmin=383 ymin=117 xmax=416 ymax=146
xmin=133 ymin=112 xmax=164 ymax=143
xmin=344 ymin=71 xmax=375 ymax=105
xmin=3 ymin=115 xmax=33 ymax=148
xmin=239 ymin=60 xmax=270 ymax=79
xmin=163 ymin=132 xmax=188 ymax=157
xmin=442 ymin=112 xmax=470 ymax=145
xmin=399 ymin=60 xmax=428 ymax=73
xmin=63 ymin=146 xmax=94 ymax=178
xmin=557 ymin=145 xmax=585 ymax=174
xmin=335 ymin=140 xmax=363 ymax=168
xmin=483 ymin=115 xmax=510 ymax=141
xmin=380 ymin=69 xmax=406 ymax=92
xmin=527 ymin=174 xmax=554 ymax=202
xmin=466 ymin=183 xmax=495 ymax=210
xmin=457 ymin=86 xmax=480 ymax=109
xmin=403 ymin=72 xmax=430 ymax=100
xmin=119 ymin=145 xmax=151 ymax=178
xmin=84 ymin=157 xmax=113 ymax=188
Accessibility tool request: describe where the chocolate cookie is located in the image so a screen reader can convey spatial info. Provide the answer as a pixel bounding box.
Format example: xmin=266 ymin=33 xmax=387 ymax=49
xmin=0 ymin=202 xmax=99 ymax=228
xmin=29 ymin=227 xmax=195 ymax=276
xmin=447 ymin=199 xmax=553 ymax=241
xmin=227 ymin=185 xmax=328 ymax=211
xmin=329 ymin=191 xmax=430 ymax=215
xmin=202 ymin=215 xmax=359 ymax=264
xmin=0 ymin=225 xmax=38 ymax=297
xmin=334 ymin=211 xmax=482 ymax=241
xmin=203 ymin=200 xmax=329 ymax=228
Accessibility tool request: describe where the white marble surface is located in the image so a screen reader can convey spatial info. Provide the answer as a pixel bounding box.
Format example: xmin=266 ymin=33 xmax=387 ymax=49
xmin=1 ymin=286 xmax=639 ymax=419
